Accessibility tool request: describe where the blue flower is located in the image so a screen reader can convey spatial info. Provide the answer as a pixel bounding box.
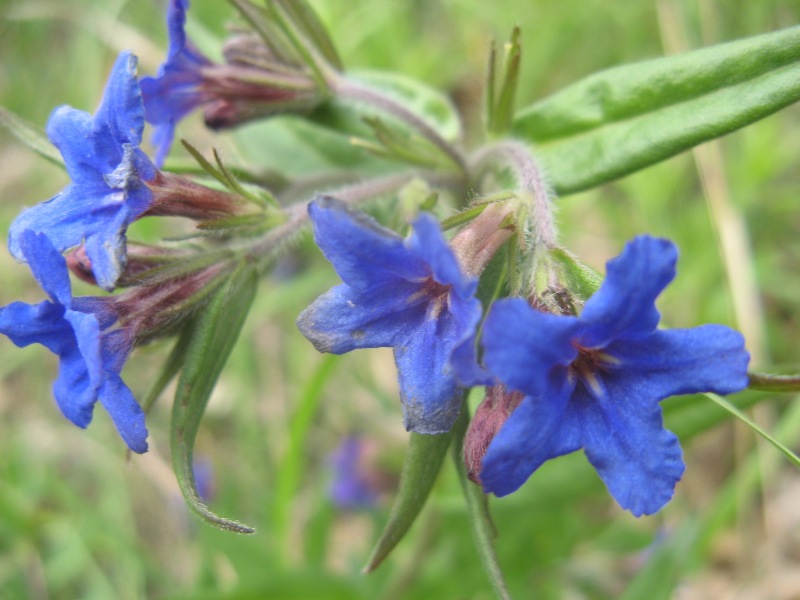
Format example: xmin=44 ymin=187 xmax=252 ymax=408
xmin=0 ymin=231 xmax=148 ymax=453
xmin=329 ymin=437 xmax=381 ymax=510
xmin=476 ymin=236 xmax=750 ymax=516
xmin=297 ymin=197 xmax=482 ymax=434
xmin=9 ymin=51 xmax=156 ymax=291
xmin=140 ymin=0 xmax=211 ymax=167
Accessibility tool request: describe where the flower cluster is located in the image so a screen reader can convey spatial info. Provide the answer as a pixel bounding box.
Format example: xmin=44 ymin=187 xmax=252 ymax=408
xmin=299 ymin=207 xmax=751 ymax=515
xmin=1 ymin=0 xmax=760 ymax=546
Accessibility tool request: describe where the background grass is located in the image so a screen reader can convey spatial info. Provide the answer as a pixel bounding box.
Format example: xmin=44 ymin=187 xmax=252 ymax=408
xmin=1 ymin=0 xmax=800 ymax=598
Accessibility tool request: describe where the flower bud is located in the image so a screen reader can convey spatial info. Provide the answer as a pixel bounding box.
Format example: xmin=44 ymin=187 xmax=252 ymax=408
xmin=463 ymin=385 xmax=523 ymax=484
xmin=145 ymin=171 xmax=246 ymax=221
xmin=449 ymin=202 xmax=515 ymax=277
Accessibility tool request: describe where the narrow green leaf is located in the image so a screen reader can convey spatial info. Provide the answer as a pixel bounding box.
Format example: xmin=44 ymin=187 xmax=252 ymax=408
xmin=450 ymin=403 xmax=511 ymax=600
xmin=0 ymin=106 xmax=64 ymax=168
xmin=273 ymin=354 xmax=340 ymax=547
xmin=748 ymin=371 xmax=800 ymax=393
xmin=363 ymin=425 xmax=454 ymax=572
xmin=180 ymin=140 xmax=229 ymax=187
xmin=140 ymin=329 xmax=195 ymax=415
xmin=171 ymin=263 xmax=259 ymax=534
xmin=513 ymin=26 xmax=800 ymax=194
xmin=212 ymin=148 xmax=278 ymax=208
xmin=274 ymin=0 xmax=342 ymax=70
xmin=705 ymin=393 xmax=800 ymax=469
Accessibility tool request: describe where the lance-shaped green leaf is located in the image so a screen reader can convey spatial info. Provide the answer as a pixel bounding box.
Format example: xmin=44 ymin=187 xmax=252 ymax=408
xmin=513 ymin=26 xmax=800 ymax=195
xmin=363 ymin=427 xmax=453 ymax=572
xmin=0 ymin=106 xmax=64 ymax=168
xmin=171 ymin=262 xmax=259 ymax=534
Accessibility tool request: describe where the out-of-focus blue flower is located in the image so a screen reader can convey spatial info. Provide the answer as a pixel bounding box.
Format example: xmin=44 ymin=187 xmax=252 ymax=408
xmin=297 ymin=197 xmax=482 ymax=434
xmin=9 ymin=51 xmax=156 ymax=291
xmin=476 ymin=236 xmax=750 ymax=516
xmin=329 ymin=437 xmax=380 ymax=509
xmin=0 ymin=231 xmax=148 ymax=453
xmin=140 ymin=0 xmax=210 ymax=167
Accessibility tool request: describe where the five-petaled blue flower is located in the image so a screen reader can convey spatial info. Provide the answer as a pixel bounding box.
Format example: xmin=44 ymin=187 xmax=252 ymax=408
xmin=9 ymin=51 xmax=156 ymax=291
xmin=475 ymin=236 xmax=750 ymax=516
xmin=140 ymin=0 xmax=210 ymax=167
xmin=0 ymin=231 xmax=148 ymax=453
xmin=297 ymin=197 xmax=482 ymax=434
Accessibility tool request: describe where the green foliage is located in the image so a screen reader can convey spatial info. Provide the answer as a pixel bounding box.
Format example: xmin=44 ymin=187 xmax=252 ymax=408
xmin=171 ymin=264 xmax=259 ymax=534
xmin=1 ymin=0 xmax=799 ymax=599
xmin=514 ymin=26 xmax=800 ymax=194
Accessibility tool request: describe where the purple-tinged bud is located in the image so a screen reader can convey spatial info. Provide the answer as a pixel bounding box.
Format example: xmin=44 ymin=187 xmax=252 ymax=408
xmin=199 ymin=65 xmax=321 ymax=130
xmin=108 ymin=262 xmax=230 ymax=344
xmin=450 ymin=202 xmax=515 ymax=277
xmin=464 ymin=385 xmax=523 ymax=485
xmin=145 ymin=171 xmax=246 ymax=221
xmin=67 ymin=243 xmax=196 ymax=288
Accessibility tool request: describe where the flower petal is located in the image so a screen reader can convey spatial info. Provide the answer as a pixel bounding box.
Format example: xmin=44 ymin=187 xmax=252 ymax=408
xmin=407 ymin=213 xmax=476 ymax=298
xmin=578 ymin=236 xmax=677 ymax=348
xmin=394 ymin=310 xmax=465 ymax=434
xmin=482 ymin=298 xmax=580 ymax=397
xmin=480 ymin=374 xmax=578 ymax=496
xmin=0 ymin=301 xmax=71 ymax=355
xmin=94 ymin=51 xmax=147 ymax=150
xmin=99 ymin=373 xmax=148 ymax=453
xmin=297 ymin=281 xmax=426 ymax=354
xmin=308 ymin=197 xmax=428 ymax=290
xmin=17 ymin=230 xmax=72 ymax=307
xmin=52 ymin=342 xmax=97 ymax=428
xmin=605 ymin=325 xmax=750 ymax=397
xmin=578 ymin=380 xmax=685 ymax=516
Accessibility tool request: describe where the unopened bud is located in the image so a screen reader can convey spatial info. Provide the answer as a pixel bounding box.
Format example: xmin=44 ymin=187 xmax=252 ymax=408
xmin=463 ymin=385 xmax=523 ymax=484
xmin=146 ymin=171 xmax=245 ymax=221
xmin=450 ymin=202 xmax=515 ymax=277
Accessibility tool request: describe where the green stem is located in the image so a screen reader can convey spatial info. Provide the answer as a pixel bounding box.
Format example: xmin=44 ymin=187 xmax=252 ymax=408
xmin=747 ymin=371 xmax=800 ymax=393
xmin=451 ymin=401 xmax=512 ymax=600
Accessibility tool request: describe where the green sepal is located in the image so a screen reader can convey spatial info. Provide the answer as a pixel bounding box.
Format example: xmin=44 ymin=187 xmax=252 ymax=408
xmin=170 ymin=262 xmax=259 ymax=534
xmin=0 ymin=106 xmax=64 ymax=169
xmin=513 ymin=26 xmax=800 ymax=195
xmin=548 ymin=247 xmax=602 ymax=303
xmin=363 ymin=425 xmax=454 ymax=572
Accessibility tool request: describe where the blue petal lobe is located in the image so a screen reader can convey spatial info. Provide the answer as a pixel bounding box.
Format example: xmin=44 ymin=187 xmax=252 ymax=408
xmin=308 ymin=197 xmax=428 ymax=290
xmin=407 ymin=213 xmax=476 ymax=298
xmin=99 ymin=374 xmax=149 ymax=453
xmin=18 ymin=231 xmax=73 ymax=306
xmin=395 ymin=310 xmax=464 ymax=434
xmin=605 ymin=325 xmax=750 ymax=397
xmin=297 ymin=281 xmax=425 ymax=354
xmin=481 ymin=375 xmax=578 ymax=496
xmin=578 ymin=381 xmax=685 ymax=516
xmin=94 ymin=51 xmax=146 ymax=149
xmin=482 ymin=298 xmax=580 ymax=397
xmin=52 ymin=343 xmax=97 ymax=428
xmin=579 ymin=236 xmax=677 ymax=348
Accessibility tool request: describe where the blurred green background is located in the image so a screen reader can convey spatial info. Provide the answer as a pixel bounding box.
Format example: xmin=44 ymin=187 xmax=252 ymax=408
xmin=1 ymin=0 xmax=800 ymax=598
